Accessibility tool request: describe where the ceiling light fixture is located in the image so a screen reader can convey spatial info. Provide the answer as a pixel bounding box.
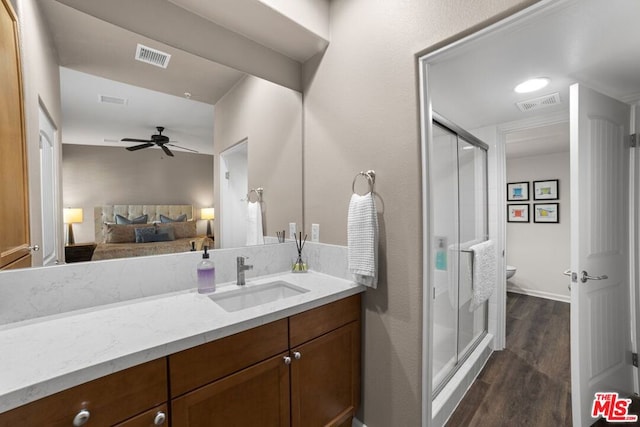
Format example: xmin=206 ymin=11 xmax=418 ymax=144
xmin=514 ymin=77 xmax=550 ymax=94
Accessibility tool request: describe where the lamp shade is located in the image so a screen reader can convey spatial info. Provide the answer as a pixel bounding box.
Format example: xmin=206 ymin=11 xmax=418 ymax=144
xmin=63 ymin=208 xmax=83 ymax=224
xmin=201 ymin=208 xmax=215 ymax=220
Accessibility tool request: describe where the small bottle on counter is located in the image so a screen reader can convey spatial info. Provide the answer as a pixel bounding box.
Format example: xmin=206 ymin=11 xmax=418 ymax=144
xmin=197 ymin=246 xmax=216 ymax=294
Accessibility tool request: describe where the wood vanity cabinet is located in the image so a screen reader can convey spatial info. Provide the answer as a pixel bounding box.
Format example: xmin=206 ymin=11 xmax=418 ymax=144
xmin=170 ymin=294 xmax=361 ymax=427
xmin=0 ymin=294 xmax=361 ymax=427
xmin=0 ymin=358 xmax=168 ymax=427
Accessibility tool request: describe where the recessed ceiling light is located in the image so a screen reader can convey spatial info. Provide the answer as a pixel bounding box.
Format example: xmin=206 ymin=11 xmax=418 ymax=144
xmin=514 ymin=77 xmax=550 ymax=94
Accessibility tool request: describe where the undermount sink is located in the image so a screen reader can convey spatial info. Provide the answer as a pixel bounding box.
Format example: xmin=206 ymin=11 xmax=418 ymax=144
xmin=209 ymin=280 xmax=309 ymax=312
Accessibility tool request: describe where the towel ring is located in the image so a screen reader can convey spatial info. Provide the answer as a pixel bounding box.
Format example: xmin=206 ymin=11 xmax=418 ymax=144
xmin=247 ymin=187 xmax=263 ymax=203
xmin=352 ymin=170 xmax=376 ymax=195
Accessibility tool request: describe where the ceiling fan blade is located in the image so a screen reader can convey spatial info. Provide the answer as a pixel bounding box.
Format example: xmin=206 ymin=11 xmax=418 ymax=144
xmin=160 ymin=144 xmax=174 ymax=157
xmin=126 ymin=143 xmax=154 ymax=151
xmin=121 ymin=138 xmax=153 ymax=143
xmin=167 ymin=143 xmax=199 ymax=153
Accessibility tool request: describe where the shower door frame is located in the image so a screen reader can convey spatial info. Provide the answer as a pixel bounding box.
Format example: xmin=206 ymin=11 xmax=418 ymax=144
xmin=430 ymin=113 xmax=490 ymax=398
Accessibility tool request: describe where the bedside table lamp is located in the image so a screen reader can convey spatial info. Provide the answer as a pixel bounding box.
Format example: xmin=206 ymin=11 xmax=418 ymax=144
xmin=201 ymin=208 xmax=215 ymax=238
xmin=63 ymin=208 xmax=83 ymax=245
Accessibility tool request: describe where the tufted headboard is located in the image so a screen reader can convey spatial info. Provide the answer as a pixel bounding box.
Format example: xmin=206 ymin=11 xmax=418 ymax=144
xmin=94 ymin=205 xmax=194 ymax=242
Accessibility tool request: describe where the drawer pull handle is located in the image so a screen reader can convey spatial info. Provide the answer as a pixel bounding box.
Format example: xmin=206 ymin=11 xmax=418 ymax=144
xmin=154 ymin=411 xmax=167 ymax=425
xmin=72 ymin=409 xmax=90 ymax=426
xmin=283 ymin=356 xmax=292 ymax=365
xmin=293 ymin=351 xmax=302 ymax=360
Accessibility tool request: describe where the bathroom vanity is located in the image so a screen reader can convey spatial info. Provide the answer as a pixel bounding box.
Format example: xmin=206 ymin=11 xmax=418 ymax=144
xmin=0 ymin=270 xmax=362 ymax=427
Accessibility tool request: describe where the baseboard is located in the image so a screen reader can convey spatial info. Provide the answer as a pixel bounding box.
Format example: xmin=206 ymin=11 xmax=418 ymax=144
xmin=352 ymin=418 xmax=367 ymax=427
xmin=507 ymin=286 xmax=570 ymax=303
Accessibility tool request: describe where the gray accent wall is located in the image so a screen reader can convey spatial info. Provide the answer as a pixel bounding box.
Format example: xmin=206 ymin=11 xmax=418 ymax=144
xmin=62 ymin=144 xmax=213 ymax=243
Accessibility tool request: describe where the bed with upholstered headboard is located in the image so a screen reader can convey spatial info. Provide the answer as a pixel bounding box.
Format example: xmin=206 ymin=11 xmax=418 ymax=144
xmin=91 ymin=204 xmax=212 ymax=261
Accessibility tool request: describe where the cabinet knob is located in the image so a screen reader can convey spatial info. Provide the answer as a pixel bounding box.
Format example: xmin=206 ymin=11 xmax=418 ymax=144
xmin=293 ymin=351 xmax=302 ymax=360
xmin=283 ymin=356 xmax=292 ymax=365
xmin=154 ymin=411 xmax=167 ymax=425
xmin=72 ymin=409 xmax=90 ymax=426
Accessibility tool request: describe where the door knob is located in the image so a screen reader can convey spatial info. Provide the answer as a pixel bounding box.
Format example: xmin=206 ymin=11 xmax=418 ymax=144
xmin=29 ymin=245 xmax=40 ymax=252
xmin=580 ymin=271 xmax=608 ymax=283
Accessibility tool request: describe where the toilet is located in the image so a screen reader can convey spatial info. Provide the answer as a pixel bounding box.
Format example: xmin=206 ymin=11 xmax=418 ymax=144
xmin=506 ymin=265 xmax=517 ymax=279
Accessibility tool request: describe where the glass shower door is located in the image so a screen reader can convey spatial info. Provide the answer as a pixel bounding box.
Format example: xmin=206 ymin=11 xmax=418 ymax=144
xmin=456 ymin=137 xmax=488 ymax=359
xmin=431 ymin=124 xmax=460 ymax=391
xmin=431 ymin=120 xmax=488 ymax=396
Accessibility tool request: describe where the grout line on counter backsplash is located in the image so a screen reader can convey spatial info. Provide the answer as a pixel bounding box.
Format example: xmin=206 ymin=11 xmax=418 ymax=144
xmin=0 ymin=242 xmax=350 ymax=326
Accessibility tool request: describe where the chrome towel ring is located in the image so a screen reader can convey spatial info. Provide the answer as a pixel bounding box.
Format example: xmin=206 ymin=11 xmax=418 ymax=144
xmin=352 ymin=170 xmax=376 ymax=195
xmin=246 ymin=187 xmax=263 ymax=203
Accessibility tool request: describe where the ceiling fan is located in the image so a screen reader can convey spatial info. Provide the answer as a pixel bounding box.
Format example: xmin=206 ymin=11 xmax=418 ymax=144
xmin=121 ymin=126 xmax=198 ymax=157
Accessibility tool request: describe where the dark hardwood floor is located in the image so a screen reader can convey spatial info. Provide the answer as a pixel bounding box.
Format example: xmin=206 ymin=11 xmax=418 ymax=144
xmin=446 ymin=292 xmax=572 ymax=427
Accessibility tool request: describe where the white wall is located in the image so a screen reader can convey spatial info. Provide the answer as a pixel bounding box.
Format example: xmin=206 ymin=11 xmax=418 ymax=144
xmin=213 ymin=75 xmax=303 ymax=247
xmin=506 ymin=151 xmax=570 ymax=301
xmin=17 ymin=0 xmax=63 ymax=266
xmin=62 ymin=145 xmax=214 ymax=243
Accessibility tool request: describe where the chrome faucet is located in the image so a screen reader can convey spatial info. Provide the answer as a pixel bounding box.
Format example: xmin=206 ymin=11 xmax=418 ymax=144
xmin=236 ymin=256 xmax=253 ymax=286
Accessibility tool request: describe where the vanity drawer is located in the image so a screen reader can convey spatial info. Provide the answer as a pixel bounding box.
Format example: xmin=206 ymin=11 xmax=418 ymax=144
xmin=289 ymin=294 xmax=361 ymax=347
xmin=169 ymin=318 xmax=288 ymax=397
xmin=0 ymin=358 xmax=167 ymax=427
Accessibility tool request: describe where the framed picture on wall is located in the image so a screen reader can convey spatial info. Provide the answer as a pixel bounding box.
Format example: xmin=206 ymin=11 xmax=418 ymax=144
xmin=507 ymin=204 xmax=529 ymax=222
xmin=533 ymin=179 xmax=559 ymax=200
xmin=534 ymin=203 xmax=559 ymax=223
xmin=507 ymin=182 xmax=529 ymax=201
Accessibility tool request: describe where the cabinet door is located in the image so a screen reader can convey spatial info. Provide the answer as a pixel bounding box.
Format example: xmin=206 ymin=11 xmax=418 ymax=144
xmin=291 ymin=321 xmax=361 ymax=427
xmin=172 ymin=352 xmax=291 ymax=427
xmin=0 ymin=0 xmax=30 ymax=270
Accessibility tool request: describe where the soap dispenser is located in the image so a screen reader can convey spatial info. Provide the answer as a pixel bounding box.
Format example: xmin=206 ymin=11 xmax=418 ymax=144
xmin=435 ymin=237 xmax=447 ymax=271
xmin=197 ymin=246 xmax=216 ymax=294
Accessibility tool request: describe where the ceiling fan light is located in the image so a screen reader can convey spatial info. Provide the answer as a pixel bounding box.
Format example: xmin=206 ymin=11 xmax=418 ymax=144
xmin=514 ymin=77 xmax=550 ymax=93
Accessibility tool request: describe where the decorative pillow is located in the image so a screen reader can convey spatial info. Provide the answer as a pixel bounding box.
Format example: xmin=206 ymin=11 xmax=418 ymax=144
xmin=141 ymin=232 xmax=174 ymax=243
xmin=103 ymin=223 xmax=150 ymax=243
xmin=115 ymin=214 xmax=148 ymax=224
xmin=157 ymin=220 xmax=197 ymax=239
xmin=159 ymin=213 xmax=187 ymax=223
xmin=134 ymin=226 xmax=157 ymax=243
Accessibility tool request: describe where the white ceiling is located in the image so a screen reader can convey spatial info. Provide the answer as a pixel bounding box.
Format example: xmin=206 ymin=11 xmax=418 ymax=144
xmin=60 ymin=67 xmax=216 ymax=155
xmin=166 ymin=0 xmax=329 ymax=62
xmin=40 ymin=0 xmax=248 ymax=155
xmin=427 ymin=0 xmax=640 ymax=158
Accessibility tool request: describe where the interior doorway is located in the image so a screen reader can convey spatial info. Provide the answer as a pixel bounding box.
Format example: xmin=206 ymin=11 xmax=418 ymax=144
xmin=219 ymin=139 xmax=248 ymax=249
xmin=38 ymin=103 xmax=60 ymax=266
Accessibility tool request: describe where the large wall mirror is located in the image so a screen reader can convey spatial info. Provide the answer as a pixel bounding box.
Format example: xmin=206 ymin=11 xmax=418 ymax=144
xmin=31 ymin=0 xmax=303 ymax=267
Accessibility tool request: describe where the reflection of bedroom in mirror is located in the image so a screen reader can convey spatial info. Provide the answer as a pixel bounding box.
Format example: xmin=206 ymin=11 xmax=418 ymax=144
xmin=28 ymin=0 xmax=303 ymax=267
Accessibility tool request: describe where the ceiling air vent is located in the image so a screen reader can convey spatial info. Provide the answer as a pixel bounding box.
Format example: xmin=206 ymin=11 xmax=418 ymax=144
xmin=98 ymin=95 xmax=127 ymax=105
xmin=135 ymin=44 xmax=171 ymax=69
xmin=516 ymin=92 xmax=561 ymax=112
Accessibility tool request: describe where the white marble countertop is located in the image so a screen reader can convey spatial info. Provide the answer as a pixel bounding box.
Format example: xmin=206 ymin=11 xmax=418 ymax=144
xmin=0 ymin=271 xmax=364 ymax=413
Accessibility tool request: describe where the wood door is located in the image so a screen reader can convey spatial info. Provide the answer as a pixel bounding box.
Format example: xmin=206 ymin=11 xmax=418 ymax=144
xmin=0 ymin=0 xmax=30 ymax=270
xmin=171 ymin=352 xmax=291 ymax=427
xmin=569 ymin=83 xmax=634 ymax=425
xmin=290 ymin=321 xmax=361 ymax=427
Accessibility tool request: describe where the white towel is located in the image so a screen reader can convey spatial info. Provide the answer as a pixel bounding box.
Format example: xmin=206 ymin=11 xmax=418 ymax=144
xmin=246 ymin=202 xmax=264 ymax=246
xmin=468 ymin=240 xmax=496 ymax=311
xmin=348 ymin=193 xmax=378 ymax=288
